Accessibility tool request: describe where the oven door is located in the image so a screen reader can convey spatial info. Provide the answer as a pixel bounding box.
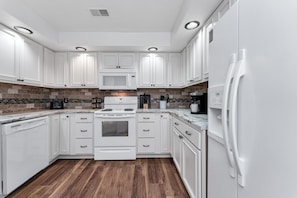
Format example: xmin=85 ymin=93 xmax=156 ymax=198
xmin=94 ymin=114 xmax=136 ymax=147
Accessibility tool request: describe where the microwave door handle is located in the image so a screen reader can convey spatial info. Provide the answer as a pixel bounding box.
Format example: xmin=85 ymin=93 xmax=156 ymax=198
xmin=127 ymin=74 xmax=131 ymax=87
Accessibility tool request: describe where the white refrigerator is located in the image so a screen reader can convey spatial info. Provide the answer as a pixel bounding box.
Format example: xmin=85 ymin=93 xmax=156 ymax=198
xmin=208 ymin=0 xmax=297 ymax=198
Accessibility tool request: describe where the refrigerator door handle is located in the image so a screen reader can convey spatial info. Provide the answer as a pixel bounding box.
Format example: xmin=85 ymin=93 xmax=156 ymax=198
xmin=222 ymin=53 xmax=237 ymax=178
xmin=230 ymin=49 xmax=246 ymax=187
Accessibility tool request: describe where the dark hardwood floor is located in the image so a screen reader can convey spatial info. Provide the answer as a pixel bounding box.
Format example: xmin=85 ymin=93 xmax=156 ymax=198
xmin=8 ymin=158 xmax=189 ymax=198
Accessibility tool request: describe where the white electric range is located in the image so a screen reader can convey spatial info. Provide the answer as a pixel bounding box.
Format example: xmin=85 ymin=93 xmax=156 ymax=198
xmin=94 ymin=96 xmax=137 ymax=160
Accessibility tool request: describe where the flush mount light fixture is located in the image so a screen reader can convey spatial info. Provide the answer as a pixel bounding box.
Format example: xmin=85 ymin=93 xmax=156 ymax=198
xmin=75 ymin=47 xmax=87 ymax=51
xmin=13 ymin=26 xmax=33 ymax=34
xmin=148 ymin=47 xmax=158 ymax=51
xmin=184 ymin=21 xmax=200 ymax=30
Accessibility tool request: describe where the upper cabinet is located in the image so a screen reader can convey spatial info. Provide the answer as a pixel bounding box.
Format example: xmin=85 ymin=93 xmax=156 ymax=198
xmin=43 ymin=48 xmax=55 ymax=86
xmin=20 ymin=38 xmax=43 ymax=86
xmin=167 ymin=53 xmax=185 ymax=88
xmin=0 ymin=26 xmax=20 ymax=82
xmin=0 ymin=25 xmax=43 ymax=86
xmin=99 ymin=53 xmax=137 ymax=70
xmin=139 ymin=53 xmax=167 ymax=88
xmin=54 ymin=53 xmax=69 ymax=88
xmin=69 ymin=53 xmax=98 ymax=88
xmin=186 ymin=31 xmax=203 ymax=85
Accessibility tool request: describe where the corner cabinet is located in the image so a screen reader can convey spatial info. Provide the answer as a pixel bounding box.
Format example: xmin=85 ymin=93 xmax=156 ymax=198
xmin=69 ymin=53 xmax=98 ymax=88
xmin=44 ymin=48 xmax=55 ymax=86
xmin=54 ymin=52 xmax=69 ymax=88
xmin=50 ymin=114 xmax=60 ymax=161
xmin=167 ymin=53 xmax=185 ymax=87
xmin=139 ymin=53 xmax=167 ymax=88
xmin=59 ymin=114 xmax=71 ymax=155
xmin=99 ymin=53 xmax=137 ymax=70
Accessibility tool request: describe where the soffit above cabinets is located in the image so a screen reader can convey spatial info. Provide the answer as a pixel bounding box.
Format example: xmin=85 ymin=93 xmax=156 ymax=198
xmin=0 ymin=0 xmax=222 ymax=52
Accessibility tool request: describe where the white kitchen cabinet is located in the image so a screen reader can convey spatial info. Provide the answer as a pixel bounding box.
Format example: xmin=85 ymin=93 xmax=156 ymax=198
xmin=160 ymin=113 xmax=171 ymax=153
xmin=70 ymin=113 xmax=93 ymax=155
xmin=186 ymin=31 xmax=203 ymax=85
xmin=167 ymin=53 xmax=185 ymax=87
xmin=100 ymin=53 xmax=137 ymax=70
xmin=203 ymin=19 xmax=213 ymax=80
xmin=44 ymin=48 xmax=55 ymax=86
xmin=50 ymin=114 xmax=60 ymax=161
xmin=172 ymin=127 xmax=183 ymax=173
xmin=0 ymin=25 xmax=20 ymax=83
xmin=20 ymin=37 xmax=43 ymax=85
xmin=69 ymin=53 xmax=97 ymax=88
xmin=172 ymin=117 xmax=204 ymax=198
xmin=54 ymin=52 xmax=69 ymax=88
xmin=182 ymin=137 xmax=201 ymax=198
xmin=137 ymin=113 xmax=171 ymax=155
xmin=59 ymin=114 xmax=70 ymax=155
xmin=139 ymin=53 xmax=167 ymax=88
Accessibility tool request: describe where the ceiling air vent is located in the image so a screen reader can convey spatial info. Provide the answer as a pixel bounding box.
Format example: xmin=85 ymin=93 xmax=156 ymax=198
xmin=90 ymin=9 xmax=109 ymax=17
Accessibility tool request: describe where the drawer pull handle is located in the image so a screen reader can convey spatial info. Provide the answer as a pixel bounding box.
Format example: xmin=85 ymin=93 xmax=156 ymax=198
xmin=143 ymin=145 xmax=150 ymax=147
xmin=178 ymin=135 xmax=183 ymax=139
xmin=143 ymin=129 xmax=150 ymax=132
xmin=185 ymin=131 xmax=192 ymax=136
xmin=80 ymin=145 xmax=88 ymax=148
xmin=80 ymin=130 xmax=88 ymax=132
xmin=80 ymin=118 xmax=88 ymax=120
xmin=174 ymin=122 xmax=179 ymax=126
xmin=143 ymin=117 xmax=150 ymax=120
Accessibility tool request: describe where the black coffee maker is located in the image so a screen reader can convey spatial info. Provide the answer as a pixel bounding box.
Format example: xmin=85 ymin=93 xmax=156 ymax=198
xmin=139 ymin=94 xmax=151 ymax=109
xmin=190 ymin=92 xmax=207 ymax=114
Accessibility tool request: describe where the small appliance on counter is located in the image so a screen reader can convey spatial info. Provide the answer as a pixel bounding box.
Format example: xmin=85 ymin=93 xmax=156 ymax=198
xmin=159 ymin=94 xmax=169 ymax=109
xmin=190 ymin=92 xmax=207 ymax=114
xmin=50 ymin=100 xmax=64 ymax=109
xmin=139 ymin=94 xmax=151 ymax=109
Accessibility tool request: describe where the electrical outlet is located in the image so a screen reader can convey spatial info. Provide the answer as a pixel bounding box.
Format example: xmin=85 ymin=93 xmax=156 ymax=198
xmin=64 ymin=98 xmax=68 ymax=103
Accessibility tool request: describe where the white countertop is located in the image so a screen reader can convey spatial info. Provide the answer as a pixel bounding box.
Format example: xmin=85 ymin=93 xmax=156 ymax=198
xmin=0 ymin=108 xmax=208 ymax=131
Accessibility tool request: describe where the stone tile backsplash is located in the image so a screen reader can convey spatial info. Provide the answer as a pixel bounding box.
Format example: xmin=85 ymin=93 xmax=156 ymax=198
xmin=0 ymin=82 xmax=207 ymax=114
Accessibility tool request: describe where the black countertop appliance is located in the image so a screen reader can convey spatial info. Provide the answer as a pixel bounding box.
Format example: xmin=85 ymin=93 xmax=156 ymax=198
xmin=139 ymin=94 xmax=151 ymax=109
xmin=190 ymin=92 xmax=207 ymax=114
xmin=50 ymin=100 xmax=64 ymax=109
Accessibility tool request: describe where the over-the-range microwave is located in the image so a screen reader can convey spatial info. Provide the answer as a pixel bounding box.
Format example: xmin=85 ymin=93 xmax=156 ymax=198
xmin=98 ymin=72 xmax=137 ymax=90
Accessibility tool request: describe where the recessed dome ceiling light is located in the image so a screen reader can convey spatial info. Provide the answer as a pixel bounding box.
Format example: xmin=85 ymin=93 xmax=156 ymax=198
xmin=75 ymin=47 xmax=87 ymax=51
xmin=184 ymin=21 xmax=200 ymax=30
xmin=13 ymin=26 xmax=33 ymax=34
xmin=148 ymin=47 xmax=158 ymax=51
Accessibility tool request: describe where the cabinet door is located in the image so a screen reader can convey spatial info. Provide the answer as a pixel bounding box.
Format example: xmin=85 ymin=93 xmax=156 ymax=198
xmin=44 ymin=48 xmax=55 ymax=86
xmin=69 ymin=53 xmax=84 ymax=87
xmin=160 ymin=113 xmax=171 ymax=153
xmin=153 ymin=54 xmax=167 ymax=87
xmin=193 ymin=31 xmax=203 ymax=81
xmin=101 ymin=53 xmax=118 ymax=69
xmin=118 ymin=53 xmax=136 ymax=69
xmin=139 ymin=54 xmax=153 ymax=87
xmin=20 ymin=38 xmax=43 ymax=85
xmin=186 ymin=41 xmax=195 ymax=83
xmin=50 ymin=115 xmax=60 ymax=161
xmin=168 ymin=53 xmax=184 ymax=87
xmin=59 ymin=114 xmax=70 ymax=154
xmin=55 ymin=52 xmax=68 ymax=88
xmin=84 ymin=53 xmax=98 ymax=87
xmin=203 ymin=21 xmax=213 ymax=80
xmin=0 ymin=26 xmax=19 ymax=82
xmin=172 ymin=128 xmax=183 ymax=173
xmin=182 ymin=138 xmax=201 ymax=198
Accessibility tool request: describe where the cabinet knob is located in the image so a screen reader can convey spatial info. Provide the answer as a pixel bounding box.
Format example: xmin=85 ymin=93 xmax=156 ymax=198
xmin=178 ymin=135 xmax=183 ymax=139
xmin=174 ymin=122 xmax=179 ymax=126
xmin=185 ymin=131 xmax=192 ymax=136
xmin=64 ymin=84 xmax=67 ymax=87
xmin=66 ymin=116 xmax=69 ymax=118
xmin=161 ymin=115 xmax=163 ymax=117
xmin=169 ymin=84 xmax=172 ymax=86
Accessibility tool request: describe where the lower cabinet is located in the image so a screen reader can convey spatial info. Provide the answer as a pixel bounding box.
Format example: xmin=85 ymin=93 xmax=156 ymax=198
xmin=59 ymin=114 xmax=71 ymax=155
xmin=50 ymin=114 xmax=60 ymax=161
xmin=172 ymin=117 xmax=203 ymax=198
xmin=137 ymin=113 xmax=171 ymax=155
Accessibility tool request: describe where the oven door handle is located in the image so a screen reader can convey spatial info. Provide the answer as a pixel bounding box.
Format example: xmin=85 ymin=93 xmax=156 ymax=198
xmin=94 ymin=114 xmax=135 ymax=119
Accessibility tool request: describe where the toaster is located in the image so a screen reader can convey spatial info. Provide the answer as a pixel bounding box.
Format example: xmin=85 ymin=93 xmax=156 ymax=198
xmin=50 ymin=100 xmax=64 ymax=109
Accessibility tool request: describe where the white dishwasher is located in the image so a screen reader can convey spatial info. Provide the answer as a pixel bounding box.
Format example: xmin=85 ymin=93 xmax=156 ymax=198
xmin=1 ymin=116 xmax=49 ymax=195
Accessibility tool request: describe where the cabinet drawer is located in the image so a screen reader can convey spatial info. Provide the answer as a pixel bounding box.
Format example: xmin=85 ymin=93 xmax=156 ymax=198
xmin=138 ymin=123 xmax=156 ymax=137
xmin=137 ymin=113 xmax=156 ymax=122
xmin=74 ymin=114 xmax=93 ymax=123
xmin=74 ymin=139 xmax=93 ymax=154
xmin=137 ymin=138 xmax=155 ymax=153
xmin=74 ymin=123 xmax=93 ymax=138
xmin=173 ymin=117 xmax=201 ymax=149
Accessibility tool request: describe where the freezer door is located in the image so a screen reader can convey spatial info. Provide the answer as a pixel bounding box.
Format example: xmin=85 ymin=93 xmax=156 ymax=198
xmin=236 ymin=0 xmax=297 ymax=197
xmin=208 ymin=134 xmax=237 ymax=198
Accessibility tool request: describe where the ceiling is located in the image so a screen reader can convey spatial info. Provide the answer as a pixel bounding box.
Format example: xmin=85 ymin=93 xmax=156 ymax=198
xmin=0 ymin=0 xmax=222 ymax=52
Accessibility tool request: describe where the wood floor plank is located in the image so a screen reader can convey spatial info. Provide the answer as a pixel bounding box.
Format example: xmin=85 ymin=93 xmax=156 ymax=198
xmin=7 ymin=158 xmax=189 ymax=198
